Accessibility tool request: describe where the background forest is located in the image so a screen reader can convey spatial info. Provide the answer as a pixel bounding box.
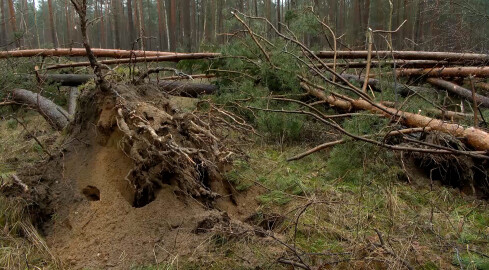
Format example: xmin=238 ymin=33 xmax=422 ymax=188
xmin=1 ymin=0 xmax=489 ymax=52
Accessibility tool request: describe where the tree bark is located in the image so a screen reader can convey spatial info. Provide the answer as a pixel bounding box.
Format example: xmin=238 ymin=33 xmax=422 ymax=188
xmin=47 ymin=0 xmax=57 ymax=47
xmin=127 ymin=0 xmax=135 ymax=46
xmin=182 ymin=0 xmax=191 ymax=51
xmin=157 ymin=0 xmax=167 ymax=50
xmin=12 ymin=89 xmax=69 ymax=130
xmin=0 ymin=0 xmax=7 ymax=45
xmin=68 ymin=87 xmax=79 ymax=115
xmin=157 ymin=81 xmax=218 ymax=97
xmin=316 ymin=50 xmax=489 ymax=63
xmin=169 ymin=0 xmax=176 ymax=51
xmin=7 ymin=0 xmax=20 ymax=47
xmin=397 ymin=67 xmax=489 ymax=78
xmin=45 ymin=53 xmax=220 ymax=70
xmin=26 ymin=74 xmax=95 ymax=86
xmin=112 ymin=0 xmax=121 ymax=48
xmin=427 ymin=78 xmax=489 ymax=108
xmin=302 ymin=82 xmax=489 ymax=151
xmin=0 ymin=48 xmax=184 ymax=58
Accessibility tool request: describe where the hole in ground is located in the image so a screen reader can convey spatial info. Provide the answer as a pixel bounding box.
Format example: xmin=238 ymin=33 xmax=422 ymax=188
xmin=132 ymin=171 xmax=175 ymax=208
xmin=82 ymin=186 xmax=100 ymax=201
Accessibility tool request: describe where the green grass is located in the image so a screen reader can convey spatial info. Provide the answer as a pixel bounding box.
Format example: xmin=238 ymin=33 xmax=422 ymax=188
xmin=219 ymin=140 xmax=489 ymax=269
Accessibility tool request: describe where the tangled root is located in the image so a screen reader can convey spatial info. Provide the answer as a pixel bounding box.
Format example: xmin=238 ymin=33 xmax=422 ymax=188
xmin=98 ymin=87 xmax=232 ymax=207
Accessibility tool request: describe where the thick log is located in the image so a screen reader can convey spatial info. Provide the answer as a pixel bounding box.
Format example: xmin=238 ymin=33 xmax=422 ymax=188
xmin=397 ymin=67 xmax=489 ymax=78
xmin=157 ymin=81 xmax=218 ymax=97
xmin=17 ymin=74 xmax=94 ymax=86
xmin=45 ymin=53 xmax=221 ymax=70
xmin=302 ymin=83 xmax=489 ymax=151
xmin=12 ymin=89 xmax=69 ymax=130
xmin=426 ymin=78 xmax=489 ymax=108
xmin=317 ymin=50 xmax=489 ymax=63
xmin=37 ymin=74 xmax=94 ymax=86
xmin=0 ymin=48 xmax=184 ymax=59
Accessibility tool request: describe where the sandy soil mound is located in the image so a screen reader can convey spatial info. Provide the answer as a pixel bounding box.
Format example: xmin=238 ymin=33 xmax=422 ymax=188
xmin=11 ymin=84 xmax=276 ymax=269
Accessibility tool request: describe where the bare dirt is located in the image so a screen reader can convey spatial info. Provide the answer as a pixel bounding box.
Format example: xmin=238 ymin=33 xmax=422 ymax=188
xmin=12 ymin=84 xmax=278 ymax=269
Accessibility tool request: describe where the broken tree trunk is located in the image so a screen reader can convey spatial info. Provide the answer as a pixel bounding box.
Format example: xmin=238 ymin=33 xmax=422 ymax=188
xmin=157 ymin=81 xmax=218 ymax=97
xmin=11 ymin=89 xmax=69 ymax=130
xmin=316 ymin=50 xmax=489 ymax=64
xmin=302 ymin=82 xmax=489 ymax=151
xmin=45 ymin=53 xmax=221 ymax=70
xmin=397 ymin=67 xmax=489 ymax=78
xmin=426 ymin=78 xmax=489 ymax=108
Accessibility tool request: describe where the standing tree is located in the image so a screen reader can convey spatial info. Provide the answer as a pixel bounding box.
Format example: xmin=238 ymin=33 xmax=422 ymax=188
xmin=47 ymin=0 xmax=57 ymax=47
xmin=127 ymin=0 xmax=135 ymax=46
xmin=169 ymin=0 xmax=176 ymax=51
xmin=7 ymin=0 xmax=20 ymax=47
xmin=0 ymin=0 xmax=7 ymax=45
xmin=182 ymin=0 xmax=191 ymax=51
xmin=112 ymin=0 xmax=121 ymax=48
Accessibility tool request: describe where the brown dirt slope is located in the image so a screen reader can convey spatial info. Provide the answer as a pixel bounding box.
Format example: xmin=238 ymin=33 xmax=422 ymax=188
xmin=12 ymin=84 xmax=277 ymax=269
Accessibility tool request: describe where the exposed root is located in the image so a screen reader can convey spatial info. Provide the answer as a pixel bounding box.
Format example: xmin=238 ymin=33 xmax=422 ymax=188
xmin=98 ymin=85 xmax=233 ymax=207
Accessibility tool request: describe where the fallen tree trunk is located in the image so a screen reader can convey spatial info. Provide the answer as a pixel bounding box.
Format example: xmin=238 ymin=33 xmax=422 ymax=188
xmin=319 ymin=60 xmax=455 ymax=69
xmin=0 ymin=48 xmax=185 ymax=59
xmin=337 ymin=73 xmax=431 ymax=95
xmin=426 ymin=78 xmax=489 ymax=108
xmin=45 ymin=53 xmax=221 ymax=70
xmin=160 ymin=74 xmax=216 ymax=81
xmin=302 ymin=82 xmax=489 ymax=151
xmin=397 ymin=67 xmax=489 ymax=78
xmin=24 ymin=74 xmax=95 ymax=86
xmin=316 ymin=50 xmax=489 ymax=63
xmin=11 ymin=89 xmax=69 ymax=130
xmin=157 ymin=81 xmax=218 ymax=97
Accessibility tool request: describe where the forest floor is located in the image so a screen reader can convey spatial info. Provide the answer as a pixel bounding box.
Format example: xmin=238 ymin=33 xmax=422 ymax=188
xmin=1 ymin=93 xmax=489 ymax=270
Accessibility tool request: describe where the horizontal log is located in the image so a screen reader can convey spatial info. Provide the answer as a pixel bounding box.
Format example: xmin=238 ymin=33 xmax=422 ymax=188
xmin=316 ymin=50 xmax=489 ymax=63
xmin=426 ymin=78 xmax=489 ymax=108
xmin=0 ymin=48 xmax=185 ymax=59
xmin=18 ymin=74 xmax=95 ymax=86
xmin=397 ymin=67 xmax=489 ymax=78
xmin=12 ymin=89 xmax=69 ymax=130
xmin=45 ymin=53 xmax=220 ymax=70
xmin=157 ymin=81 xmax=218 ymax=97
xmin=318 ymin=60 xmax=455 ymax=69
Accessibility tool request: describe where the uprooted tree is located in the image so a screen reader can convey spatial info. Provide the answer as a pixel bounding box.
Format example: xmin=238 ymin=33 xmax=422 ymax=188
xmin=3 ymin=2 xmax=489 ymax=270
